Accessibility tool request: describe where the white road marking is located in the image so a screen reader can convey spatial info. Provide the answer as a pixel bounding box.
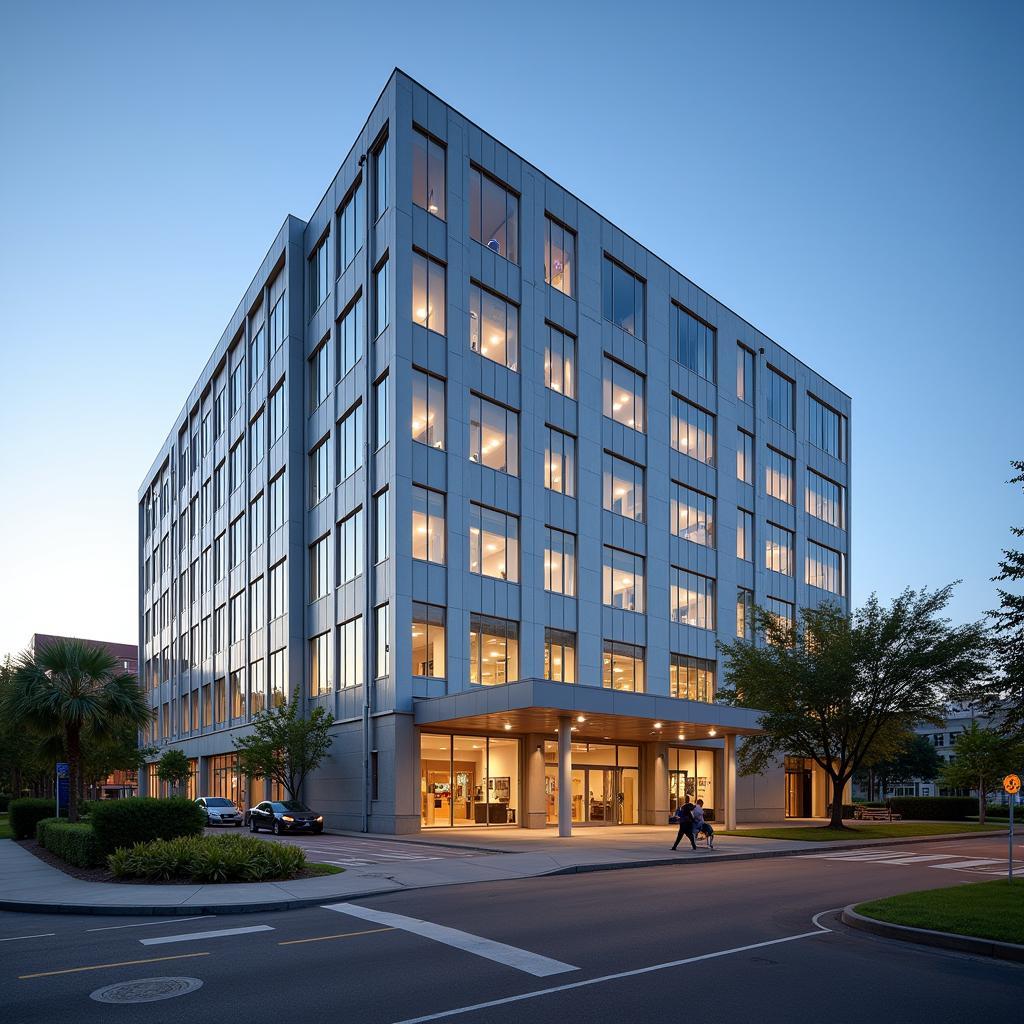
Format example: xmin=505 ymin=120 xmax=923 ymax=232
xmin=87 ymin=916 xmax=214 ymax=932
xmin=140 ymin=925 xmax=274 ymax=946
xmin=388 ymin=918 xmax=833 ymax=1023
xmin=930 ymin=859 xmax=1001 ymax=870
xmin=324 ymin=903 xmax=578 ymax=978
xmin=874 ymin=855 xmax=959 ymax=865
xmin=0 ymin=933 xmax=55 ymax=943
xmin=805 ymin=851 xmax=910 ymax=861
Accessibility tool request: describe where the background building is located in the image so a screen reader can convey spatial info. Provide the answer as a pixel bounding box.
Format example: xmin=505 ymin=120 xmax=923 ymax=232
xmin=138 ymin=70 xmax=851 ymax=831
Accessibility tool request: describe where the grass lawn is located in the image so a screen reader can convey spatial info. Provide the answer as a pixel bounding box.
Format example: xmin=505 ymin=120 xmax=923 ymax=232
xmin=306 ymin=862 xmax=344 ymax=876
xmin=719 ymin=822 xmax=1005 ymax=841
xmin=0 ymin=814 xmax=9 ymax=840
xmin=856 ymin=879 xmax=1024 ymax=945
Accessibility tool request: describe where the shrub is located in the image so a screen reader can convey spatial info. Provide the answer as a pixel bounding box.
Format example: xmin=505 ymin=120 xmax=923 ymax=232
xmin=90 ymin=797 xmax=205 ymax=857
xmin=887 ymin=796 xmax=976 ymax=821
xmin=826 ymin=804 xmax=859 ymax=820
xmin=78 ymin=800 xmax=97 ymax=819
xmin=9 ymin=798 xmax=58 ymax=840
xmin=108 ymin=834 xmax=307 ymax=883
xmin=36 ymin=818 xmax=100 ymax=867
xmin=0 ymin=793 xmax=11 ymax=813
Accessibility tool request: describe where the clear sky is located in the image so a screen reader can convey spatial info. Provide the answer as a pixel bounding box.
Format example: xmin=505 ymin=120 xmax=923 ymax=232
xmin=0 ymin=1 xmax=1021 ymax=661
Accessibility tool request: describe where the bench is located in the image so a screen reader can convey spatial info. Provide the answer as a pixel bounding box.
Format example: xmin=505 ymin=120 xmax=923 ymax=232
xmin=854 ymin=806 xmax=903 ymax=821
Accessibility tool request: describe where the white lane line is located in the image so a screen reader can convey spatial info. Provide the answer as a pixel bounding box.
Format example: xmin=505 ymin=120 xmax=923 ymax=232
xmin=931 ymin=859 xmax=1002 ymax=871
xmin=808 ymin=852 xmax=912 ymax=862
xmin=0 ymin=933 xmax=55 ymax=943
xmin=388 ymin=922 xmax=832 ymax=1023
xmin=324 ymin=903 xmax=578 ymax=978
xmin=140 ymin=925 xmax=274 ymax=946
xmin=87 ymin=916 xmax=214 ymax=932
xmin=875 ymin=855 xmax=960 ymax=865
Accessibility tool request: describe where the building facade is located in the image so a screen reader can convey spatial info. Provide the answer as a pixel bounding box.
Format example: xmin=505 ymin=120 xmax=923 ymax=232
xmin=137 ymin=70 xmax=851 ymax=833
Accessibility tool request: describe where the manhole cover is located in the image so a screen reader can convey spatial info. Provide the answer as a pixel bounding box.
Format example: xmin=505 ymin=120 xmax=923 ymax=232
xmin=90 ymin=977 xmax=204 ymax=1004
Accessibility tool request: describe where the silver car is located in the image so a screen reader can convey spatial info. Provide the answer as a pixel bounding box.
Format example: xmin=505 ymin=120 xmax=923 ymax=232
xmin=195 ymin=796 xmax=243 ymax=827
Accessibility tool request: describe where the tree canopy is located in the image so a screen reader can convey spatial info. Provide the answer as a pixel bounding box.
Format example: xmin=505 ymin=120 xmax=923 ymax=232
xmin=156 ymin=748 xmax=193 ymax=795
xmin=939 ymin=723 xmax=1023 ymax=822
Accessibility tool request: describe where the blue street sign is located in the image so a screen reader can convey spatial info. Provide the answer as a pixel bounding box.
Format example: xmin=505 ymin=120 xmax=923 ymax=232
xmin=56 ymin=762 xmax=69 ymax=813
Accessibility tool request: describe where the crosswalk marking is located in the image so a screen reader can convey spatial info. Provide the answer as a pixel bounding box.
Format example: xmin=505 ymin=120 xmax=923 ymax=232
xmin=806 ymin=849 xmax=1003 ymax=874
xmin=140 ymin=925 xmax=274 ymax=946
xmin=930 ymin=859 xmax=1002 ymax=870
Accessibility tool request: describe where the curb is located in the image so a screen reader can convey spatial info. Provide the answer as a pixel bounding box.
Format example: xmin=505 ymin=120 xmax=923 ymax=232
xmin=841 ymin=904 xmax=1024 ymax=964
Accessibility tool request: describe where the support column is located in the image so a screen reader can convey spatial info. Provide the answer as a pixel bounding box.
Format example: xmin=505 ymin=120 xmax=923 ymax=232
xmin=557 ymin=716 xmax=572 ymax=838
xmin=641 ymin=742 xmax=669 ymax=825
xmin=523 ymin=733 xmax=547 ymax=829
xmin=724 ymin=734 xmax=737 ymax=829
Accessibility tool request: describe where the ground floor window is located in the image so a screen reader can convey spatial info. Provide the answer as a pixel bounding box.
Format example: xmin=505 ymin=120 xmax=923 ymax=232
xmin=785 ymin=756 xmax=815 ymax=818
xmin=668 ymin=747 xmax=715 ymax=818
xmin=208 ymin=753 xmax=247 ymax=808
xmin=420 ymin=733 xmax=519 ymax=827
xmin=544 ymin=742 xmax=640 ymax=825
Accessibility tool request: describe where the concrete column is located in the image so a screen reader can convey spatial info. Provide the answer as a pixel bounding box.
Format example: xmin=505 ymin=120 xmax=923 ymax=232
xmin=724 ymin=734 xmax=738 ymax=829
xmin=392 ymin=715 xmax=421 ymax=834
xmin=557 ymin=716 xmax=572 ymax=838
xmin=198 ymin=755 xmax=211 ymax=797
xmin=641 ymin=742 xmax=669 ymax=825
xmin=523 ymin=733 xmax=548 ymax=829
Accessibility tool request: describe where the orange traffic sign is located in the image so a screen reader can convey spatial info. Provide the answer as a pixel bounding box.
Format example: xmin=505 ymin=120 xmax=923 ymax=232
xmin=1004 ymin=774 xmax=1021 ymax=795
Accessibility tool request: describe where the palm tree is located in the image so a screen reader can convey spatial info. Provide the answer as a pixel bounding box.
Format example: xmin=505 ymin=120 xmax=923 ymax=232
xmin=8 ymin=638 xmax=152 ymax=822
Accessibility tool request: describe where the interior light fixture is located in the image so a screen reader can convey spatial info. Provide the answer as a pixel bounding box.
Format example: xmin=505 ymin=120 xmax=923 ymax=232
xmin=576 ymin=715 xmax=585 ymax=723
xmin=653 ymin=722 xmax=663 ymax=730
xmin=709 ymin=728 xmax=717 ymax=737
xmin=503 ymin=722 xmax=512 ymax=731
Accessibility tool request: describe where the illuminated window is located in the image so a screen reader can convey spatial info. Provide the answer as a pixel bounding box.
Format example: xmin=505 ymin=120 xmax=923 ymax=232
xmin=544 ymin=216 xmax=575 ymax=296
xmin=602 ymin=641 xmax=645 ymax=692
xmin=670 ymin=655 xmax=716 ymax=702
xmin=766 ymin=596 xmax=796 ymax=636
xmin=469 ymin=395 xmax=518 ymax=475
xmin=736 ymin=509 xmax=753 ymax=562
xmin=672 ymin=396 xmax=715 ymax=465
xmin=411 ymin=485 xmax=445 ymax=564
xmin=765 ymin=447 xmax=795 ymax=505
xmin=765 ymin=522 xmax=795 ymax=576
xmin=806 ymin=541 xmax=845 ymax=595
xmin=602 ymin=256 xmax=645 ymax=339
xmin=411 ymin=369 xmax=445 ymax=450
xmin=337 ymin=616 xmax=363 ymax=689
xmin=469 ymin=503 xmax=518 ymax=582
xmin=469 ymin=283 xmax=518 ymax=370
xmin=469 ymin=167 xmax=518 ymax=262
xmin=309 ymin=631 xmax=332 ymax=696
xmin=604 ymin=452 xmax=644 ymax=522
xmin=544 ymin=527 xmax=576 ymax=596
xmin=544 ymin=628 xmax=576 ymax=683
xmin=412 ymin=251 xmax=446 ymax=335
xmin=670 ymin=568 xmax=715 ymax=630
xmin=737 ymin=344 xmax=755 ymax=404
xmin=737 ymin=429 xmax=754 ymax=484
xmin=672 ymin=484 xmax=714 ymax=547
xmin=767 ymin=367 xmax=794 ymax=429
xmin=411 ymin=602 xmax=446 ymax=679
xmin=269 ymin=559 xmax=286 ymax=620
xmin=603 ymin=358 xmax=645 ymax=432
xmin=412 ymin=128 xmax=445 ymax=218
xmin=545 ymin=426 xmax=575 ymax=496
xmin=309 ymin=534 xmax=330 ymax=600
xmin=544 ymin=324 xmax=575 ymax=398
xmin=603 ymin=547 xmax=645 ymax=613
xmin=806 ymin=470 xmax=845 ymax=528
xmin=736 ymin=588 xmax=754 ymax=640
xmin=469 ymin=614 xmax=518 ymax=685
xmin=674 ymin=305 xmax=715 ymax=382
xmin=269 ymin=648 xmax=287 ymax=707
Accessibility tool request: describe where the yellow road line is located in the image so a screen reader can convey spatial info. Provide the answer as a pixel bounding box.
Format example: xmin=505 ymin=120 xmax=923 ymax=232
xmin=19 ymin=952 xmax=209 ymax=980
xmin=278 ymin=927 xmax=394 ymax=946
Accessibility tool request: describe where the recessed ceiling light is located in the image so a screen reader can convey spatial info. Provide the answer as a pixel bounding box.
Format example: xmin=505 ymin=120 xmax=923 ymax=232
xmin=576 ymin=715 xmax=585 ymax=723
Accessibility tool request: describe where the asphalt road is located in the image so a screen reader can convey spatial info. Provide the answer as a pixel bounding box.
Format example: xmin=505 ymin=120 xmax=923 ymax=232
xmin=0 ymin=833 xmax=1019 ymax=1024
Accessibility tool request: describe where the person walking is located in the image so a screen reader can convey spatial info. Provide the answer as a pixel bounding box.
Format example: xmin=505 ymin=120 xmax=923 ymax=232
xmin=693 ymin=798 xmax=715 ymax=849
xmin=671 ymin=797 xmax=696 ymax=851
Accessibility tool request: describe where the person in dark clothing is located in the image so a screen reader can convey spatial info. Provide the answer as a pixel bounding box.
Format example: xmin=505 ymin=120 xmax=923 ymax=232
xmin=671 ymin=798 xmax=697 ymax=850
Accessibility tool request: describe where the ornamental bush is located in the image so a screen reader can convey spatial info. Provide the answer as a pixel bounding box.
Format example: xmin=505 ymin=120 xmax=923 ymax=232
xmin=9 ymin=798 xmax=57 ymax=840
xmin=36 ymin=818 xmax=100 ymax=867
xmin=108 ymin=834 xmax=306 ymax=883
xmin=90 ymin=797 xmax=205 ymax=857
xmin=0 ymin=793 xmax=12 ymax=812
xmin=886 ymin=796 xmax=976 ymax=820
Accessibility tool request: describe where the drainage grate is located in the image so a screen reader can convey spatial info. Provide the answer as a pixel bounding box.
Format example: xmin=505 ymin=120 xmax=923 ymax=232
xmin=90 ymin=977 xmax=204 ymax=1004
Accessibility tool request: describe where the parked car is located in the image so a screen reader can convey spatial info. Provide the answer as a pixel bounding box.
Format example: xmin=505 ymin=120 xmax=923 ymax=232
xmin=195 ymin=796 xmax=243 ymax=827
xmin=248 ymin=799 xmax=324 ymax=835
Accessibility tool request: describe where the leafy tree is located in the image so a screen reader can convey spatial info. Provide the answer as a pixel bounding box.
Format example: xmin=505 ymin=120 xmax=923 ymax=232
xmin=939 ymin=723 xmax=1022 ymax=823
xmin=156 ymin=748 xmax=193 ymax=796
xmin=7 ymin=638 xmax=153 ymax=821
xmin=718 ymin=586 xmax=990 ymax=829
xmin=232 ymin=692 xmax=334 ymax=800
xmin=0 ymin=657 xmax=50 ymax=796
xmin=858 ymin=732 xmax=942 ymax=800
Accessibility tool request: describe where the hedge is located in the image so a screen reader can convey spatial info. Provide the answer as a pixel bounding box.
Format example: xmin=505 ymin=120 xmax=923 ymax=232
xmin=0 ymin=793 xmax=11 ymax=813
xmin=887 ymin=796 xmax=975 ymax=820
xmin=9 ymin=798 xmax=58 ymax=840
xmin=90 ymin=797 xmax=206 ymax=857
xmin=36 ymin=818 xmax=100 ymax=867
xmin=826 ymin=804 xmax=859 ymax=820
xmin=108 ymin=834 xmax=306 ymax=883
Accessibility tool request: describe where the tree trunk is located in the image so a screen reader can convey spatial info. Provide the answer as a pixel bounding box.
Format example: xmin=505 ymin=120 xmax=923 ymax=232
xmin=827 ymin=770 xmax=850 ymax=829
xmin=66 ymin=728 xmax=81 ymax=823
xmin=978 ymin=778 xmax=986 ymax=824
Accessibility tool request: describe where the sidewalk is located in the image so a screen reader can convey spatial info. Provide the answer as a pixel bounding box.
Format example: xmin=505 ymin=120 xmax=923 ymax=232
xmin=0 ymin=826 xmax=1005 ymax=917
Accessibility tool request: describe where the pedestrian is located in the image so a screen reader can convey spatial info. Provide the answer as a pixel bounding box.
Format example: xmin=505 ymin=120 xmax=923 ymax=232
xmin=671 ymin=797 xmax=696 ymax=851
xmin=693 ymin=798 xmax=715 ymax=850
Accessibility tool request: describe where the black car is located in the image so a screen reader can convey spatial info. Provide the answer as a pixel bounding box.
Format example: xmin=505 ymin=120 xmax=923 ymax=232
xmin=248 ymin=800 xmax=324 ymax=835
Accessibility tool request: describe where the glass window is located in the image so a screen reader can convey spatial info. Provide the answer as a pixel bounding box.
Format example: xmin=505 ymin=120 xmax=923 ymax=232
xmin=603 ymin=547 xmax=645 ymax=613
xmin=806 ymin=470 xmax=845 ymax=528
xmin=544 ymin=216 xmax=575 ymax=296
xmin=469 ymin=614 xmax=518 ymax=685
xmin=603 ymin=452 xmax=644 ymax=522
xmin=806 ymin=540 xmax=845 ymax=595
xmin=269 ymin=290 xmax=286 ymax=356
xmin=765 ymin=447 xmax=795 ymax=504
xmin=670 ymin=655 xmax=716 ymax=702
xmin=544 ymin=324 xmax=575 ymax=398
xmin=338 ymin=616 xmax=363 ymax=688
xmin=545 ymin=427 xmax=575 ymax=496
xmin=737 ymin=344 xmax=754 ymax=404
xmin=374 ymin=257 xmax=389 ymax=336
xmin=309 ymin=631 xmax=332 ymax=696
xmin=766 ymin=596 xmax=796 ymax=636
xmin=338 ymin=401 xmax=365 ymax=480
xmin=544 ymin=628 xmax=576 ymax=683
xmin=308 ymin=436 xmax=331 ymax=506
xmin=737 ymin=588 xmax=754 ymax=640
xmin=309 ymin=534 xmax=330 ymax=600
xmin=229 ymin=514 xmax=246 ymax=567
xmin=375 ymin=488 xmax=389 ymax=563
xmin=601 ymin=256 xmax=645 ymax=339
xmin=229 ymin=441 xmax=244 ymax=492
xmin=603 ymin=641 xmax=644 ymax=692
xmin=412 ymin=251 xmax=446 ymax=335
xmin=603 ymin=358 xmax=645 ymax=432
xmin=674 ymin=305 xmax=715 ymax=382
xmin=469 ymin=395 xmax=518 ymax=475
xmin=269 ymin=648 xmax=287 ymax=707
xmin=412 ymin=485 xmax=445 ymax=564
xmin=672 ymin=483 xmax=714 ymax=547
xmin=230 ymin=359 xmax=245 ymax=416
xmin=214 ymin=676 xmax=226 ymax=722
xmin=412 ymin=128 xmax=445 ymax=219
xmin=765 ymin=522 xmax=795 ymax=576
xmin=375 ymin=374 xmax=389 ymax=449
xmin=375 ymin=603 xmax=389 ymax=677
xmin=469 ymin=503 xmax=518 ymax=582
xmin=670 ymin=568 xmax=716 ymax=630
xmin=229 ymin=590 xmax=245 ymax=644
xmin=412 ymin=602 xmax=446 ymax=678
xmin=469 ymin=284 xmax=518 ymax=371
xmin=737 ymin=429 xmax=754 ymax=484
xmin=807 ymin=395 xmax=846 ymax=460
xmin=337 ymin=295 xmax=364 ymax=380
xmin=249 ymin=410 xmax=265 ymax=468
xmin=309 ymin=338 xmax=331 ymax=412
xmin=767 ymin=367 xmax=795 ymax=429
xmin=411 ymin=369 xmax=445 ymax=449
xmin=373 ymin=136 xmax=388 ymax=220
xmin=337 ymin=507 xmax=364 ymax=584
xmin=269 ymin=559 xmax=286 ymax=620
xmin=337 ymin=178 xmax=365 ymax=272
xmin=469 ymin=167 xmax=518 ymax=263
xmin=269 ymin=470 xmax=285 ymax=533
xmin=250 ymin=324 xmax=265 ymax=385
xmin=269 ymin=380 xmax=286 ymax=446
xmin=544 ymin=527 xmax=576 ymax=596
xmin=668 ymin=397 xmax=714 ymax=466
xmin=737 ymin=508 xmax=753 ymax=562
xmin=249 ymin=576 xmax=264 ymax=632
xmin=309 ymin=234 xmax=329 ymax=314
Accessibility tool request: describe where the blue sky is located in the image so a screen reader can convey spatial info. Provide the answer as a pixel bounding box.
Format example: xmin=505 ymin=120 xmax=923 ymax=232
xmin=0 ymin=1 xmax=1021 ymax=659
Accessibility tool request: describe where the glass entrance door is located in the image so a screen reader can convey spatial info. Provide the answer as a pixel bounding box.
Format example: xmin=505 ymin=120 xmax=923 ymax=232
xmin=669 ymin=770 xmax=690 ymax=815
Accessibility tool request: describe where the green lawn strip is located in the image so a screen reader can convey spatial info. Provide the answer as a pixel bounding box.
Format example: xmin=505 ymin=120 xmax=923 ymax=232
xmin=306 ymin=862 xmax=344 ymax=876
xmin=0 ymin=814 xmax=10 ymax=840
xmin=856 ymin=879 xmax=1024 ymax=945
xmin=719 ymin=822 xmax=1005 ymax=841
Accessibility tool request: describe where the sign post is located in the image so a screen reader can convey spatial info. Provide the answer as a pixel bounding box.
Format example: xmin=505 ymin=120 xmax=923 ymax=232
xmin=55 ymin=762 xmax=70 ymax=819
xmin=1004 ymin=774 xmax=1020 ymax=882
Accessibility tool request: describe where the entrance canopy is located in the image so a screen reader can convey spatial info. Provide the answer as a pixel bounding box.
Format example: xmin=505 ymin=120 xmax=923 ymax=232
xmin=412 ymin=678 xmax=763 ymax=742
